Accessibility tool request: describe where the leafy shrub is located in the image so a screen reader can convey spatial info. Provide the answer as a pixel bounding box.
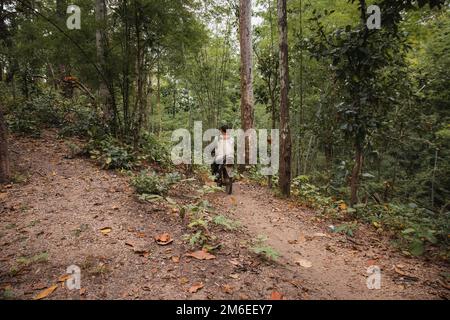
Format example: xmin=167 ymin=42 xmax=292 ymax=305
xmin=332 ymin=221 xmax=358 ymax=237
xmin=58 ymin=97 xmax=102 ymax=138
xmin=131 ymin=170 xmax=169 ymax=196
xmin=130 ymin=170 xmax=182 ymax=196
xmin=6 ymin=89 xmax=102 ymax=138
xmin=355 ymin=203 xmax=449 ymax=257
xmin=290 ymin=175 xmax=449 ymax=257
xmin=180 ymin=200 xmax=216 ymax=248
xmin=139 ymin=132 xmax=171 ymax=167
xmin=212 ymin=215 xmax=240 ymax=230
xmin=86 ymin=136 xmax=135 ymax=170
xmin=291 ymin=175 xmax=333 ymax=209
xmin=165 ymin=172 xmax=182 ymax=185
xmin=249 ymin=235 xmax=280 ymax=261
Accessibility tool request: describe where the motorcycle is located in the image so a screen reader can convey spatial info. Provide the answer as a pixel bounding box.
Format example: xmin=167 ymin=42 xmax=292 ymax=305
xmin=216 ymin=157 xmax=234 ymax=195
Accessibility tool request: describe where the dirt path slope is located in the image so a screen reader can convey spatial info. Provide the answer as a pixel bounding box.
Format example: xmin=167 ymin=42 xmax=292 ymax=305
xmin=208 ymin=182 xmax=448 ymax=299
xmin=0 ymin=131 xmax=447 ymax=300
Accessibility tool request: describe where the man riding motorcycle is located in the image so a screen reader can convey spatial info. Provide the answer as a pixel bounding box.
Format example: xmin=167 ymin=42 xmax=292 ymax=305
xmin=211 ymin=124 xmax=234 ymax=183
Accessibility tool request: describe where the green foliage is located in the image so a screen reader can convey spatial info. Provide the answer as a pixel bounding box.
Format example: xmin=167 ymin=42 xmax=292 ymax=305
xmin=86 ymin=136 xmax=135 ymax=170
xmin=185 ymin=230 xmax=210 ymax=247
xmin=212 ymin=215 xmax=240 ymax=230
xmin=5 ymin=89 xmax=101 ymax=138
xmin=291 ymin=174 xmax=448 ymax=257
xmin=131 ymin=170 xmax=180 ymax=195
xmin=332 ymin=221 xmax=358 ymax=237
xmin=6 ymin=94 xmax=52 ymax=136
xmin=291 ymin=175 xmax=333 ymax=209
xmin=16 ymin=252 xmax=48 ymax=267
xmin=199 ymin=184 xmax=223 ymax=194
xmin=1 ymin=286 xmax=15 ymax=300
xmin=249 ymin=235 xmax=280 ymax=261
xmin=354 ymin=203 xmax=448 ymax=257
xmin=247 ymin=165 xmax=272 ymax=185
xmin=181 ymin=200 xmax=215 ymax=248
xmin=138 ymin=132 xmax=172 ymax=167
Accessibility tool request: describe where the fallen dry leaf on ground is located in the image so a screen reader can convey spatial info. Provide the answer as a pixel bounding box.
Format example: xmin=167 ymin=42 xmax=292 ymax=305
xmin=298 ymin=233 xmax=306 ymax=243
xmin=171 ymin=256 xmax=180 ymax=263
xmin=270 ymin=291 xmax=283 ymax=300
xmin=179 ymin=277 xmax=189 ymax=284
xmin=133 ymin=248 xmax=150 ymax=257
xmin=222 ymin=284 xmax=234 ymax=294
xmin=58 ymin=274 xmax=70 ymax=282
xmin=394 ymin=265 xmax=408 ymax=276
xmin=229 ymin=259 xmax=241 ymax=267
xmin=296 ymin=258 xmax=312 ymax=268
xmin=188 ymin=282 xmax=204 ymax=293
xmin=33 ymin=284 xmax=58 ymax=300
xmin=125 ymin=241 xmax=134 ymax=247
xmin=312 ymin=232 xmax=330 ymax=238
xmin=154 ymin=233 xmax=173 ymax=245
xmin=367 ymin=259 xmax=378 ymax=266
xmin=100 ymin=227 xmax=112 ymax=235
xmin=185 ymin=250 xmax=216 ymax=260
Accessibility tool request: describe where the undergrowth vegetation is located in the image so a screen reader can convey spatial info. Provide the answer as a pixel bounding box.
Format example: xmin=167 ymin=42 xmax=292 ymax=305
xmin=245 ymin=165 xmax=449 ymax=259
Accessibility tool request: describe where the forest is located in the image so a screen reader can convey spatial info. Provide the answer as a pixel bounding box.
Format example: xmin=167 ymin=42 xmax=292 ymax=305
xmin=0 ymin=0 xmax=449 ymax=300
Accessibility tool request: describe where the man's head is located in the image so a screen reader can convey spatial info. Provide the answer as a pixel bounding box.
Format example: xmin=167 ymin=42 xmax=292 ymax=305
xmin=219 ymin=124 xmax=229 ymax=134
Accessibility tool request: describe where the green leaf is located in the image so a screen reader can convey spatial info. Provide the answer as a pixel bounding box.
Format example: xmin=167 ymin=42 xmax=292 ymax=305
xmin=409 ymin=240 xmax=424 ymax=256
xmin=402 ymin=228 xmax=416 ymax=234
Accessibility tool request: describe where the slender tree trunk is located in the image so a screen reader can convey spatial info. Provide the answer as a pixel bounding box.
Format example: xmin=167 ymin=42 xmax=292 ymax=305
xmin=0 ymin=105 xmax=10 ymax=183
xmin=172 ymin=84 xmax=177 ymax=118
xmin=122 ymin=0 xmax=131 ymax=136
xmin=277 ymin=0 xmax=292 ymax=196
xmin=133 ymin=1 xmax=145 ymax=148
xmin=156 ymin=57 xmax=161 ymax=136
xmin=56 ymin=0 xmax=66 ymax=21
xmin=350 ymin=145 xmax=363 ymax=206
xmin=431 ymin=148 xmax=438 ymax=208
xmin=239 ymin=0 xmax=255 ymax=168
xmin=268 ymin=0 xmax=277 ymax=131
xmin=296 ymin=0 xmax=303 ymax=177
xmin=96 ymin=0 xmax=116 ymax=131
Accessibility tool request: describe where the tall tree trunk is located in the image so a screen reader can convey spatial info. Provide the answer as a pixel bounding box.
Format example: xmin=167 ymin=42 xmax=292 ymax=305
xmin=133 ymin=1 xmax=145 ymax=148
xmin=172 ymin=84 xmax=177 ymax=118
xmin=156 ymin=57 xmax=161 ymax=136
xmin=239 ymin=0 xmax=255 ymax=168
xmin=122 ymin=0 xmax=131 ymax=137
xmin=95 ymin=0 xmax=115 ymax=131
xmin=296 ymin=0 xmax=303 ymax=177
xmin=0 ymin=105 xmax=10 ymax=183
xmin=277 ymin=0 xmax=292 ymax=196
xmin=350 ymin=145 xmax=363 ymax=206
xmin=56 ymin=0 xmax=66 ymax=20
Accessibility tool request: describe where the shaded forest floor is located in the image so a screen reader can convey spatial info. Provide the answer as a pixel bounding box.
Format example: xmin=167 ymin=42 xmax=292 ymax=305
xmin=0 ymin=131 xmax=448 ymax=300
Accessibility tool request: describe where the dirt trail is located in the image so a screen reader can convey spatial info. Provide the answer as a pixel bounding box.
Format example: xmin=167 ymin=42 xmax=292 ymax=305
xmin=0 ymin=131 xmax=447 ymax=300
xmin=208 ymin=182 xmax=448 ymax=300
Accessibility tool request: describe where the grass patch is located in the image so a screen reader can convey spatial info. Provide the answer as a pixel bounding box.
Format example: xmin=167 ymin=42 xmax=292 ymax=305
xmin=16 ymin=252 xmax=48 ymax=266
xmin=212 ymin=215 xmax=240 ymax=230
xmin=249 ymin=235 xmax=280 ymax=261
